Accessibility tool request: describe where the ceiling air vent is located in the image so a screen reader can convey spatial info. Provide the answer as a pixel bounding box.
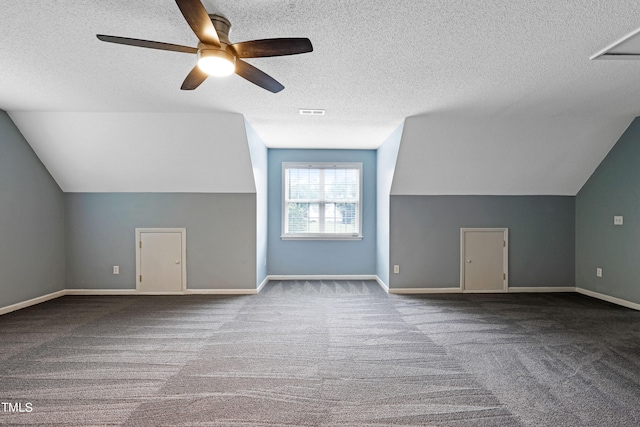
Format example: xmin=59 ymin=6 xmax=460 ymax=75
xmin=299 ymin=109 xmax=325 ymax=115
xmin=591 ymin=27 xmax=640 ymax=60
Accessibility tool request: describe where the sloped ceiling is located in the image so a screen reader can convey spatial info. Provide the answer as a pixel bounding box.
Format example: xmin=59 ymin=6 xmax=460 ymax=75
xmin=9 ymin=112 xmax=256 ymax=193
xmin=392 ymin=114 xmax=632 ymax=195
xmin=1 ymin=1 xmax=640 ymax=193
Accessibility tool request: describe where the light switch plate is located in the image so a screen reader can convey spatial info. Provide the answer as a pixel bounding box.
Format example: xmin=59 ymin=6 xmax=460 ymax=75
xmin=614 ymin=216 xmax=623 ymax=225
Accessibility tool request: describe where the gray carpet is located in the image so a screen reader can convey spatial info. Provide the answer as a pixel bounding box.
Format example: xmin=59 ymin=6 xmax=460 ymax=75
xmin=0 ymin=280 xmax=639 ymax=426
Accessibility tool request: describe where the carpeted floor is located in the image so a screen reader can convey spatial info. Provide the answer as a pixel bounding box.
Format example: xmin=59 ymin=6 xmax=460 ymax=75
xmin=1 ymin=280 xmax=639 ymax=426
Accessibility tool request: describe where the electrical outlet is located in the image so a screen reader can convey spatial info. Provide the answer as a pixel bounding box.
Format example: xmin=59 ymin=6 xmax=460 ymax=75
xmin=614 ymin=216 xmax=623 ymax=225
xmin=596 ymin=268 xmax=602 ymax=277
xmin=393 ymin=265 xmax=400 ymax=274
xmin=113 ymin=266 xmax=119 ymax=275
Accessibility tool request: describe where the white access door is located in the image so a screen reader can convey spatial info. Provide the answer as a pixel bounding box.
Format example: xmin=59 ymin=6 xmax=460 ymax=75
xmin=137 ymin=229 xmax=186 ymax=293
xmin=461 ymin=228 xmax=508 ymax=292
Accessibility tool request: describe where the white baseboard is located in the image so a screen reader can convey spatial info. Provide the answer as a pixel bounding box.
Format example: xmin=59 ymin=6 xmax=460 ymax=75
xmin=257 ymin=276 xmax=269 ymax=293
xmin=5 ymin=285 xmax=640 ymax=316
xmin=0 ymin=290 xmax=66 ymax=315
xmin=1 ymin=286 xmax=259 ymax=315
xmin=389 ymin=286 xmax=577 ymax=295
xmin=463 ymin=289 xmax=508 ymax=294
xmin=576 ymin=287 xmax=640 ymax=311
xmin=389 ymin=287 xmax=462 ymax=294
xmin=267 ymin=275 xmax=379 ymax=281
xmin=375 ymin=276 xmax=389 ymax=293
xmin=508 ymin=287 xmax=576 ymax=293
xmin=68 ymin=288 xmax=259 ymax=296
xmin=185 ymin=289 xmax=258 ymax=295
xmin=65 ymin=289 xmax=137 ymax=295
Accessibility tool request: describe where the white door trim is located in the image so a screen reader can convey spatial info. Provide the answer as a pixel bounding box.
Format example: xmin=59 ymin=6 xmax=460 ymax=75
xmin=135 ymin=228 xmax=187 ymax=293
xmin=460 ymin=228 xmax=509 ymax=293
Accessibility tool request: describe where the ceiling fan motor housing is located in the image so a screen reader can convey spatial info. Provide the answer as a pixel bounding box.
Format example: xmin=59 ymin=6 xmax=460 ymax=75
xmin=209 ymin=14 xmax=234 ymax=52
xmin=196 ymin=15 xmax=236 ymax=75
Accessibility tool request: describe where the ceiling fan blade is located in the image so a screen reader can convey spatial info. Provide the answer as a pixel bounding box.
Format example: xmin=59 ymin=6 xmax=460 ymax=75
xmin=232 ymin=38 xmax=313 ymax=58
xmin=175 ymin=0 xmax=220 ymax=47
xmin=181 ymin=65 xmax=208 ymax=90
xmin=235 ymin=60 xmax=284 ymax=93
xmin=97 ymin=35 xmax=198 ymax=54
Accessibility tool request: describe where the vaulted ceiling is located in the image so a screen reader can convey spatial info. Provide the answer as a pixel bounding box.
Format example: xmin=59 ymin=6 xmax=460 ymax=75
xmin=2 ymin=1 xmax=640 ymax=193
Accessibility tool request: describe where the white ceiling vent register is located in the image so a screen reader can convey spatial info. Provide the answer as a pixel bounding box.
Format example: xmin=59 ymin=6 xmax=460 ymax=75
xmin=591 ymin=27 xmax=640 ymax=60
xmin=299 ymin=109 xmax=325 ymax=115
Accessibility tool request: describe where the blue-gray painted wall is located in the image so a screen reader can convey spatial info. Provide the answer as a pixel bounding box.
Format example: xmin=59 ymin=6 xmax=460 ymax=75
xmin=65 ymin=193 xmax=257 ymax=290
xmin=576 ymin=117 xmax=640 ymax=303
xmin=267 ymin=149 xmax=377 ymax=276
xmin=0 ymin=111 xmax=65 ymax=307
xmin=390 ymin=195 xmax=575 ymax=289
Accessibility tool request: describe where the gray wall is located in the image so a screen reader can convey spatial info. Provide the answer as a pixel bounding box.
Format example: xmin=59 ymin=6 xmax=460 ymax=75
xmin=65 ymin=193 xmax=257 ymax=290
xmin=576 ymin=117 xmax=640 ymax=303
xmin=0 ymin=111 xmax=65 ymax=307
xmin=390 ymin=195 xmax=575 ymax=289
xmin=376 ymin=124 xmax=403 ymax=287
xmin=268 ymin=149 xmax=377 ymax=276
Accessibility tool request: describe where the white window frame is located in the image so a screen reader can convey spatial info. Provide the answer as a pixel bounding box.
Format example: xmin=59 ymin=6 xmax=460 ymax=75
xmin=282 ymin=162 xmax=363 ymax=240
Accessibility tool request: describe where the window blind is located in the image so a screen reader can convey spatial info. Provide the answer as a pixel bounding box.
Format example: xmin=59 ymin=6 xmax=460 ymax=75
xmin=283 ymin=163 xmax=362 ymax=238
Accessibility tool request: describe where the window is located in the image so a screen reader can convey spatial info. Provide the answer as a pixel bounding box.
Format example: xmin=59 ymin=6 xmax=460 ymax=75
xmin=282 ymin=162 xmax=362 ymax=240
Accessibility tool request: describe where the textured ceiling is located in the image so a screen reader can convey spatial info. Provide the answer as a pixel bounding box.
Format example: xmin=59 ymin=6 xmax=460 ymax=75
xmin=2 ymin=1 xmax=640 ymax=194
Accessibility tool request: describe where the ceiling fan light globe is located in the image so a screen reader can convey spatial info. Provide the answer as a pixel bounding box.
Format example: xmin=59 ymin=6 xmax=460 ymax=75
xmin=197 ymin=49 xmax=235 ymax=77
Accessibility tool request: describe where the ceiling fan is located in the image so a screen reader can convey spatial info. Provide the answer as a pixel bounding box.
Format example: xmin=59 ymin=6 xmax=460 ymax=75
xmin=96 ymin=0 xmax=313 ymax=93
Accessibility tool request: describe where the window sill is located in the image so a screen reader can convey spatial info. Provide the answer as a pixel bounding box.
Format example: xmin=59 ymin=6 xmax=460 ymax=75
xmin=281 ymin=235 xmax=363 ymax=241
